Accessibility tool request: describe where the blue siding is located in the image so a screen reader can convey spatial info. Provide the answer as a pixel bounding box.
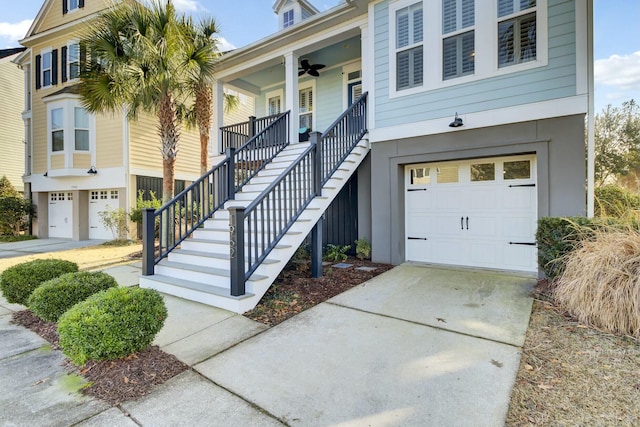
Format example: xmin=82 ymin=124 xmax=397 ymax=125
xmin=374 ymin=0 xmax=577 ymax=129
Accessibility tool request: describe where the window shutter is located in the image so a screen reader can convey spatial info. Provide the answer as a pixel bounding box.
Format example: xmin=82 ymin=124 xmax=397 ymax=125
xmin=51 ymin=49 xmax=58 ymax=85
xmin=35 ymin=55 xmax=42 ymax=89
xmin=396 ymin=11 xmax=409 ymax=48
xmin=61 ymin=46 xmax=67 ymax=83
xmin=80 ymin=43 xmax=87 ymax=72
xmin=62 ymin=0 xmax=68 ymax=15
xmin=79 ymin=0 xmax=84 ymax=8
xmin=397 ymin=50 xmax=410 ymax=90
xmin=443 ymin=0 xmax=456 ymax=34
xmin=413 ymin=7 xmax=423 ymax=43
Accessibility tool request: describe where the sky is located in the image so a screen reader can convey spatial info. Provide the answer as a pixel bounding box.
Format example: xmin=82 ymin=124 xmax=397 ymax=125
xmin=1 ymin=0 xmax=638 ymax=113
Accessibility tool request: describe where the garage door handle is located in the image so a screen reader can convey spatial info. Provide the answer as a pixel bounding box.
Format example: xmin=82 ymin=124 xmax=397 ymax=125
xmin=408 ymin=188 xmax=427 ymax=192
xmin=508 ymin=184 xmax=536 ymax=188
xmin=408 ymin=237 xmax=427 ymax=240
xmin=466 ymin=217 xmax=469 ymax=230
xmin=509 ymin=242 xmax=536 ymax=246
xmin=461 ymin=217 xmax=464 ymax=230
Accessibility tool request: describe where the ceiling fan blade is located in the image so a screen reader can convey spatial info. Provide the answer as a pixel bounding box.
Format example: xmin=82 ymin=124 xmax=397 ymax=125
xmin=311 ymin=63 xmax=326 ymax=71
xmin=300 ymin=59 xmax=311 ymax=69
xmin=298 ymin=70 xmax=306 ymax=76
xmin=308 ymin=69 xmax=320 ymax=77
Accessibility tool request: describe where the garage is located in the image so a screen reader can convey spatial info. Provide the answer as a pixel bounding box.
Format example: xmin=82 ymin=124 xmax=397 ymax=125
xmin=405 ymin=155 xmax=537 ymax=273
xmin=89 ymin=190 xmax=120 ymax=240
xmin=48 ymin=192 xmax=73 ymax=238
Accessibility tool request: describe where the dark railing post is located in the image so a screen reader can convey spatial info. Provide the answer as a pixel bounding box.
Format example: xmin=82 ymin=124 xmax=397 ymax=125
xmin=142 ymin=207 xmax=156 ymax=276
xmin=310 ymin=131 xmax=322 ymax=196
xmin=248 ymin=116 xmax=256 ymax=139
xmin=311 ymin=218 xmax=323 ymax=278
xmin=226 ymin=147 xmax=236 ymax=200
xmin=229 ymin=206 xmax=246 ymax=297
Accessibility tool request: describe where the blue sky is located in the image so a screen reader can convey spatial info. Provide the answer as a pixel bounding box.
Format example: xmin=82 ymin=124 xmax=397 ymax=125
xmin=1 ymin=0 xmax=638 ymax=113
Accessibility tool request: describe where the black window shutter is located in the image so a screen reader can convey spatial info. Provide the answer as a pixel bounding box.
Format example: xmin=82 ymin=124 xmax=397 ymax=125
xmin=61 ymin=46 xmax=67 ymax=83
xmin=51 ymin=49 xmax=58 ymax=85
xmin=79 ymin=43 xmax=87 ymax=73
xmin=79 ymin=0 xmax=84 ymax=8
xmin=35 ymin=54 xmax=42 ymax=89
xmin=62 ymin=0 xmax=68 ymax=15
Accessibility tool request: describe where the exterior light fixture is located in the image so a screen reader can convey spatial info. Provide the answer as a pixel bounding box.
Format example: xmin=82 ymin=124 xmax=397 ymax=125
xmin=449 ymin=113 xmax=463 ymax=128
xmin=87 ymin=166 xmax=97 ymax=174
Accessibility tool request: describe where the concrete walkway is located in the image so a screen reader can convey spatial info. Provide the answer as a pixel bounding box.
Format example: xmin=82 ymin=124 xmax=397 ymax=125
xmin=0 ymin=260 xmax=534 ymax=426
xmin=0 ymin=238 xmax=106 ymax=259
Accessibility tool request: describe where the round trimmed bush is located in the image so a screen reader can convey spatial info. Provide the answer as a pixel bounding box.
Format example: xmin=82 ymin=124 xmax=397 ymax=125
xmin=0 ymin=259 xmax=79 ymax=305
xmin=27 ymin=272 xmax=118 ymax=322
xmin=58 ymin=287 xmax=167 ymax=365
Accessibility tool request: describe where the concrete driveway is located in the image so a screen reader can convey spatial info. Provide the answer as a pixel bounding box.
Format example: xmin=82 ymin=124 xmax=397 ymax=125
xmin=1 ymin=263 xmax=534 ymax=426
xmin=0 ymin=238 xmax=105 ymax=259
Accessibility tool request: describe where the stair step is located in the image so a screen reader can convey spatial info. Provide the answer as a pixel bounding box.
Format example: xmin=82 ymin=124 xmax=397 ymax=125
xmin=158 ymin=260 xmax=268 ymax=282
xmin=141 ymin=274 xmax=255 ymax=300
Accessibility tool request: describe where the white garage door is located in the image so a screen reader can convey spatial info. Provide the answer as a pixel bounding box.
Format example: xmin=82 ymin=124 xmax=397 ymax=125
xmin=89 ymin=190 xmax=120 ymax=240
xmin=49 ymin=192 xmax=73 ymax=238
xmin=405 ymin=155 xmax=537 ymax=273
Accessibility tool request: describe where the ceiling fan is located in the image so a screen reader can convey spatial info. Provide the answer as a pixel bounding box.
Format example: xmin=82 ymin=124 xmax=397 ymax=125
xmin=298 ymin=59 xmax=326 ymax=77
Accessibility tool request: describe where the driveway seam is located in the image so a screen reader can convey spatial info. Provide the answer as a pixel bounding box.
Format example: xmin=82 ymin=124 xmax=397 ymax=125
xmin=325 ymin=301 xmax=525 ymax=349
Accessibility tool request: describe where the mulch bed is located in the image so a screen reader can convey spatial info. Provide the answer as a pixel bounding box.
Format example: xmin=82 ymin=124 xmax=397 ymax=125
xmin=11 ymin=256 xmax=393 ymax=405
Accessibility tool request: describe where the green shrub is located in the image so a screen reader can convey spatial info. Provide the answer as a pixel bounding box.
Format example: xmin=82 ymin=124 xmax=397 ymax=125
xmin=129 ymin=190 xmax=162 ymax=224
xmin=0 ymin=259 xmax=79 ymax=305
xmin=324 ymin=244 xmax=350 ymax=263
xmin=0 ymin=195 xmax=35 ymax=237
xmin=58 ymin=287 xmax=167 ymax=365
xmin=355 ymin=238 xmax=371 ymax=260
xmin=594 ymin=185 xmax=639 ymax=219
xmin=99 ymin=207 xmax=129 ymax=240
xmin=27 ymin=272 xmax=118 ymax=322
xmin=536 ymin=217 xmax=601 ymax=279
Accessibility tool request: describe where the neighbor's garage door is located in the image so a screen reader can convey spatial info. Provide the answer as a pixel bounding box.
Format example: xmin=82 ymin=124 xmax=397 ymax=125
xmin=89 ymin=190 xmax=120 ymax=240
xmin=405 ymin=155 xmax=537 ymax=272
xmin=48 ymin=192 xmax=73 ymax=238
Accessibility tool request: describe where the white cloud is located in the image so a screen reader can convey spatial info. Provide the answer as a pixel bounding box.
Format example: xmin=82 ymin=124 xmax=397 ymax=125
xmin=216 ymin=36 xmax=236 ymax=52
xmin=0 ymin=20 xmax=32 ymax=45
xmin=173 ymin=0 xmax=199 ymax=12
xmin=594 ymin=51 xmax=640 ymax=90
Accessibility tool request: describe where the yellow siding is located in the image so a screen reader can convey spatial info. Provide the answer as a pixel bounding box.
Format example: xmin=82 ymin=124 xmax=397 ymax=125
xmin=0 ymin=55 xmax=25 ymax=191
xmin=34 ymin=0 xmax=109 ymax=36
xmin=50 ymin=154 xmax=64 ymax=169
xmin=32 ymin=91 xmax=48 ymax=174
xmin=73 ymin=153 xmax=91 ymax=168
xmin=96 ymin=112 xmax=123 ymax=168
xmin=223 ymin=93 xmax=256 ymax=126
xmin=129 ymin=113 xmax=200 ymax=178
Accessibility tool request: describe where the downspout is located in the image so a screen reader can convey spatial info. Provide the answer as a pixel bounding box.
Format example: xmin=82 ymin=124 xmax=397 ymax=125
xmin=586 ymin=1 xmax=595 ymax=217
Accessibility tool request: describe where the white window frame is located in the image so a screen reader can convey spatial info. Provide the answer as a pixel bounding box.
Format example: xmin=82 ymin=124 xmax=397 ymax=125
xmin=342 ymin=62 xmax=363 ymax=109
xmin=46 ymin=97 xmax=96 ymax=173
xmin=67 ymin=0 xmax=80 ymax=13
xmin=441 ymin=0 xmax=476 ymax=81
xmin=283 ymin=9 xmax=295 ymax=28
xmin=495 ymin=1 xmax=544 ymax=71
xmin=389 ymin=0 xmax=548 ymax=98
xmin=67 ymin=40 xmax=81 ymax=81
xmin=298 ymin=80 xmax=316 ymax=132
xmin=265 ymin=89 xmax=284 ymax=116
xmin=51 ymin=108 xmax=64 ymax=153
xmin=41 ymin=48 xmax=53 ymax=88
xmin=389 ymin=0 xmax=424 ymax=97
xmin=73 ymin=107 xmax=90 ymax=151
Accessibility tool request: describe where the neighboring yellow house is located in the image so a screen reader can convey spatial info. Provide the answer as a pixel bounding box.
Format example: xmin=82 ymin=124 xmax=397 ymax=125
xmin=15 ymin=0 xmax=202 ymax=240
xmin=0 ymin=48 xmax=27 ymax=193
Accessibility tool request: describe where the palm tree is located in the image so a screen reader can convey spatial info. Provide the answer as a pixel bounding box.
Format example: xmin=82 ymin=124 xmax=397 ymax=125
xmin=179 ymin=16 xmax=220 ymax=175
xmin=79 ymin=0 xmax=190 ymax=203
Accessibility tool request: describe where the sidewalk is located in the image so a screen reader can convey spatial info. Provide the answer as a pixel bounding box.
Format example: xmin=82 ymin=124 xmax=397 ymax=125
xmin=1 ymin=262 xmax=534 ymax=426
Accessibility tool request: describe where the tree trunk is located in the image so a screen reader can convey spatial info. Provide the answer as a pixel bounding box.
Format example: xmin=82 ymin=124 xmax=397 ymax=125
xmin=158 ymin=90 xmax=180 ymax=204
xmin=196 ymin=83 xmax=212 ymax=176
xmin=200 ymin=133 xmax=208 ymax=175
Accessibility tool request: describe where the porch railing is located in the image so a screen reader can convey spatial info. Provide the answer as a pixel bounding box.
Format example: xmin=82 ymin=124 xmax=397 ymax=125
xmin=142 ymin=111 xmax=290 ymax=275
xmin=220 ymin=113 xmax=282 ymax=153
xmin=228 ymin=93 xmax=368 ymax=296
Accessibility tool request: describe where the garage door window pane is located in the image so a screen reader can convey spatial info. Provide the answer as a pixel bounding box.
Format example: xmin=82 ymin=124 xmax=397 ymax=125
xmin=504 ymin=160 xmax=531 ymax=179
xmin=437 ymin=166 xmax=459 ymax=183
xmin=471 ymin=163 xmax=495 ymax=181
xmin=410 ymin=167 xmax=431 ymax=184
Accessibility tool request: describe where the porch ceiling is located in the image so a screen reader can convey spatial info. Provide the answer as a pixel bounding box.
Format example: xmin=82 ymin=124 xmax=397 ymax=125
xmin=226 ymin=35 xmax=362 ymax=94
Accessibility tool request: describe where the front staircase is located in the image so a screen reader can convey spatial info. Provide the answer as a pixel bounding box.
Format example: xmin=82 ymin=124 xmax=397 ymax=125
xmin=139 ymin=94 xmax=368 ymax=313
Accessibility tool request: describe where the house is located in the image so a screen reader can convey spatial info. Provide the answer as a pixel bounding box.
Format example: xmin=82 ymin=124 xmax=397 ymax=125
xmin=0 ymin=48 xmax=27 ymax=193
xmin=138 ymin=0 xmax=593 ymax=313
xmin=14 ymin=0 xmax=205 ymax=240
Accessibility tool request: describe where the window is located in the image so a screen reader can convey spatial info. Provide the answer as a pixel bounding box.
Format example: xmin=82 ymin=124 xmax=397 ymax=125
xmin=42 ymin=51 xmax=52 ymax=87
xmin=498 ymin=0 xmax=537 ymax=68
xmin=410 ymin=167 xmax=431 ymax=184
xmin=470 ymin=163 xmax=495 ymax=181
xmin=63 ymin=0 xmax=84 ymax=14
xmin=268 ymin=95 xmax=281 ymax=115
xmin=283 ymin=9 xmax=294 ymax=28
xmin=437 ymin=166 xmax=459 ymax=183
xmin=51 ymin=108 xmax=64 ymax=152
xmin=299 ymin=87 xmax=313 ymax=131
xmin=74 ymin=107 xmax=89 ymax=150
xmin=91 ymin=191 xmax=99 ymax=200
xmin=110 ymin=191 xmax=119 ymax=199
xmin=67 ymin=42 xmax=80 ymax=81
xmin=442 ymin=0 xmax=475 ymax=80
xmin=395 ymin=2 xmax=423 ymax=90
xmin=504 ymin=160 xmax=531 ymax=179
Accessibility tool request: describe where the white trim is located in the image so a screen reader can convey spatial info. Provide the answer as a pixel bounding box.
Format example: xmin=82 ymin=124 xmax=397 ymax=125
xmin=389 ymin=0 xmax=424 ymax=97
xmin=369 ymin=95 xmax=588 ymax=143
xmin=129 ymin=168 xmax=200 ymax=182
xmin=66 ymin=39 xmax=81 ymax=82
xmin=46 ymin=98 xmax=96 ymax=172
xmin=585 ymin=0 xmax=595 ymax=217
xmin=367 ymin=4 xmax=377 ymax=129
xmin=31 ymin=167 xmax=127 ymax=193
xmin=575 ymin=0 xmax=589 ymax=96
xmin=40 ymin=47 xmax=53 ymax=88
xmin=342 ymin=61 xmax=361 ymax=109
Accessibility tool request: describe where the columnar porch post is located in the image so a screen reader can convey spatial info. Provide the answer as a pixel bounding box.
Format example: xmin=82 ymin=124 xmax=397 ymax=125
xmin=284 ymin=52 xmax=299 ymax=144
xmin=212 ymin=80 xmax=224 ymax=154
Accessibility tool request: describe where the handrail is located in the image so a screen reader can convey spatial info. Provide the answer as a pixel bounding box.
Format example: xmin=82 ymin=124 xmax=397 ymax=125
xmin=220 ymin=113 xmax=282 ymax=153
xmin=228 ymin=93 xmax=368 ymax=296
xmin=142 ymin=111 xmax=291 ymax=275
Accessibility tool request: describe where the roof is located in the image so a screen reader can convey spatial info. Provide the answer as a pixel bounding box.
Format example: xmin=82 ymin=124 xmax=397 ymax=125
xmin=273 ymin=0 xmax=320 ymax=14
xmin=0 ymin=47 xmax=27 ymax=60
